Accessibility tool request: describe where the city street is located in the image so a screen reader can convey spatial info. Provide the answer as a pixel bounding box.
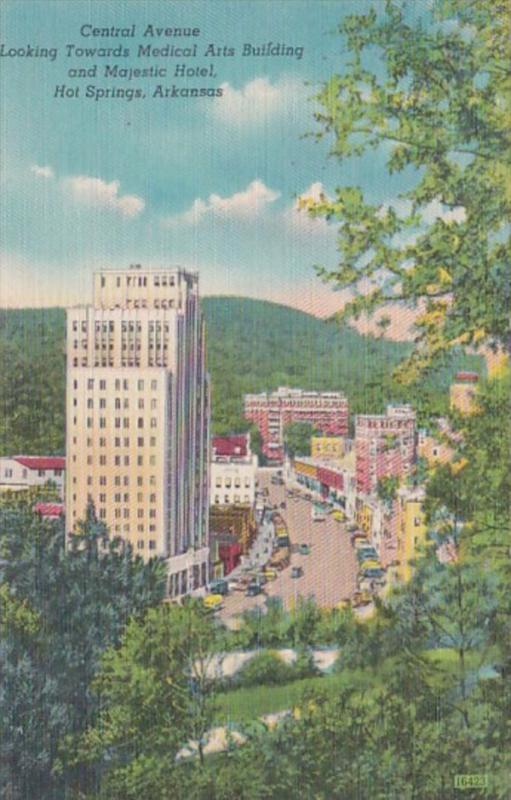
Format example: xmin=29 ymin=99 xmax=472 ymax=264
xmin=219 ymin=470 xmax=358 ymax=620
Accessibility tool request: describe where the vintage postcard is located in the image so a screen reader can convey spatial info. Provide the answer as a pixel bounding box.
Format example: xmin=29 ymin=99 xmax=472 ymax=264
xmin=0 ymin=1 xmax=509 ymax=798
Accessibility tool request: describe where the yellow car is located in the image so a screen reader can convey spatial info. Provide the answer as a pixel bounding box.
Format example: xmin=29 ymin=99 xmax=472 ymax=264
xmin=203 ymin=593 xmax=224 ymax=610
xmin=332 ymin=510 xmax=345 ymax=522
xmin=359 ymin=559 xmax=381 ymax=571
xmin=263 ymin=568 xmax=278 ymax=581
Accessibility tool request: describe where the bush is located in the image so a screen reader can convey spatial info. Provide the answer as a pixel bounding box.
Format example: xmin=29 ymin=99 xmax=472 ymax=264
xmin=235 ymin=650 xmax=294 ymax=688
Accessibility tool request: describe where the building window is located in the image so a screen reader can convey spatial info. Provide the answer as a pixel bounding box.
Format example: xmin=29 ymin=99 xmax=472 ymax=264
xmin=150 ymin=493 xmax=156 ymax=503
xmin=86 ymin=417 xmax=92 ymax=428
xmin=151 ymin=380 xmax=158 ymax=390
xmin=149 ymin=455 xmax=156 ymax=466
xmin=150 ymin=437 xmax=156 ymax=447
xmin=150 ymin=418 xmax=157 ymax=428
xmin=137 ymin=540 xmax=144 ymax=549
xmin=149 ymin=540 xmax=156 ymax=550
xmin=99 ymin=476 xmax=107 ymax=486
xmin=138 ymin=380 xmax=144 ymax=391
xmin=87 ymin=379 xmax=94 ymax=390
xmin=99 ymin=456 xmax=106 ymax=466
xmin=99 ymin=379 xmax=106 ymax=390
xmin=137 ymin=456 xmax=143 ymax=466
xmin=138 ymin=418 xmax=144 ymax=429
xmin=149 ymin=509 xmax=156 ymax=518
xmin=99 ymin=398 xmax=106 ymax=409
xmin=138 ymin=398 xmax=144 ymax=410
xmin=215 ymin=477 xmax=222 ymax=488
xmin=151 ymin=399 xmax=157 ymax=410
xmin=87 ymin=455 xmax=93 ymax=466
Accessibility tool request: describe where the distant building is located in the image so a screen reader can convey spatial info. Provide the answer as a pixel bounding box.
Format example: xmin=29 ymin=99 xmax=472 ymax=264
xmin=289 ymin=451 xmax=356 ymax=520
xmin=244 ymin=387 xmax=348 ymax=463
xmin=210 ymin=434 xmax=258 ymax=506
xmin=311 ymin=436 xmax=345 ymax=461
xmin=65 ymin=266 xmax=210 ymax=598
xmin=396 ymin=487 xmax=426 ymax=582
xmin=33 ymin=501 xmax=65 ymax=519
xmin=449 ymin=371 xmax=479 ymax=415
xmin=209 ymin=504 xmax=257 ymax=555
xmin=0 ymin=456 xmax=65 ymax=497
xmin=355 ymin=405 xmax=416 ymax=495
xmin=417 ymin=429 xmax=454 ymax=466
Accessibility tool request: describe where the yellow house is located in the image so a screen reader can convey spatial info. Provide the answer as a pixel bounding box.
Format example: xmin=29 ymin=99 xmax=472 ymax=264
xmin=311 ymin=436 xmax=345 ymax=461
xmin=396 ymin=490 xmax=426 ymax=582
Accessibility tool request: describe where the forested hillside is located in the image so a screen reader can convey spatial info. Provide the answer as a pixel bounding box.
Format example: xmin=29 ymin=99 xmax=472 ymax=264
xmin=0 ymin=299 xmax=480 ymax=455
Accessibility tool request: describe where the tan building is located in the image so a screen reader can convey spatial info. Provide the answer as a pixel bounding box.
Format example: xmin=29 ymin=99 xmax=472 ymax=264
xmin=65 ymin=266 xmax=210 ymax=597
xmin=449 ymin=371 xmax=479 ymax=415
xmin=311 ymin=436 xmax=345 ymax=461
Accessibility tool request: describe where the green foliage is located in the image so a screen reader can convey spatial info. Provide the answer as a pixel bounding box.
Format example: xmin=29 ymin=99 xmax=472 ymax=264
xmin=377 ymin=475 xmax=400 ymax=505
xmin=235 ymin=651 xmax=295 ymax=689
xmin=309 ymin=0 xmax=510 ymax=378
xmin=0 ymin=499 xmax=165 ymax=799
xmin=283 ymin=422 xmax=315 ymax=458
xmin=0 ymin=300 xmax=479 ymax=455
xmin=66 ymin=602 xmax=219 ymax=800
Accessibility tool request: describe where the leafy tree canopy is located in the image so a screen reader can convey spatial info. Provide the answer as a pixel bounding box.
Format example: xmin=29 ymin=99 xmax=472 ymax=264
xmin=308 ymin=0 xmax=510 ymax=380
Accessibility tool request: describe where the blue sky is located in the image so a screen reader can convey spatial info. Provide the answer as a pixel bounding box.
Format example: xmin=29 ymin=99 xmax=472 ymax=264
xmin=0 ymin=0 xmax=431 ymax=323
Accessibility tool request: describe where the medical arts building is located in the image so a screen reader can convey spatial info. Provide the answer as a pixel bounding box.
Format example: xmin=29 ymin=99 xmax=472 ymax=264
xmin=65 ymin=266 xmax=210 ymax=597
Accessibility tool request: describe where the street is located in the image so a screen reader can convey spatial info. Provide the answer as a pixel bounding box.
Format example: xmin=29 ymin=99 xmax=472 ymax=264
xmin=219 ymin=469 xmax=358 ymax=620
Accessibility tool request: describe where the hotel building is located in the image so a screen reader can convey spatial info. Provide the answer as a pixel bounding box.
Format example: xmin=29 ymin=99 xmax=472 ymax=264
xmin=65 ymin=266 xmax=210 ymax=597
xmin=244 ymin=387 xmax=349 ymax=463
xmin=355 ymin=405 xmax=416 ymax=495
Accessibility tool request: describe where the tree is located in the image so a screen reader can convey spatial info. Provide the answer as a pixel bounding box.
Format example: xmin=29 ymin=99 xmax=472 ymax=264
xmin=66 ymin=602 xmax=219 ymax=800
xmin=307 ymin=0 xmax=510 ymax=379
xmin=283 ymin=422 xmax=316 ymax=459
xmin=0 ymin=498 xmax=166 ymax=799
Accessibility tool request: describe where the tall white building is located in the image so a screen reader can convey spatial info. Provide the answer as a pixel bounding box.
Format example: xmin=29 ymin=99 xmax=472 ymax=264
xmin=65 ymin=266 xmax=210 ymax=597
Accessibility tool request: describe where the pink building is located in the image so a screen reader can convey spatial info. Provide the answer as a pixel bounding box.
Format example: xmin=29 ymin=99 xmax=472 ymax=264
xmin=355 ymin=405 xmax=416 ymax=494
xmin=244 ymin=387 xmax=348 ymax=463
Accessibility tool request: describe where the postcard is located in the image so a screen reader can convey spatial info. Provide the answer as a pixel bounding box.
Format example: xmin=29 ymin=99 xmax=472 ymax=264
xmin=0 ymin=1 xmax=509 ymax=798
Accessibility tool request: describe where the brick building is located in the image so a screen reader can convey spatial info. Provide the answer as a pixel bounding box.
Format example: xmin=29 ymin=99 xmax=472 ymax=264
xmin=355 ymin=405 xmax=416 ymax=495
xmin=244 ymin=387 xmax=348 ymax=463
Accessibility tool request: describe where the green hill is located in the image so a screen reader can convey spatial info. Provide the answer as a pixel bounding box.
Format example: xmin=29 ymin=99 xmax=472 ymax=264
xmin=0 ymin=298 xmax=480 ymax=455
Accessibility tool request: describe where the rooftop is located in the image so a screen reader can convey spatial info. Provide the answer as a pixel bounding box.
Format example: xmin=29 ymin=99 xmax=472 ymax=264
xmin=14 ymin=456 xmax=65 ymax=471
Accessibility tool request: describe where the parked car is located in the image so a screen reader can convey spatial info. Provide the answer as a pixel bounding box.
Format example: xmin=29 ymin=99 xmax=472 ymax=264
xmin=356 ymin=547 xmax=378 ymax=561
xmin=353 ymin=535 xmax=370 ymax=548
xmin=359 ymin=559 xmax=381 ymax=571
xmin=291 ymin=566 xmax=303 ymax=579
xmin=362 ymin=567 xmax=385 ymax=580
xmin=280 ymin=502 xmax=286 ymax=509
xmin=203 ymin=594 xmax=224 ymax=611
xmin=208 ymin=579 xmax=229 ymax=596
xmin=299 ymin=544 xmax=311 ymax=555
xmin=263 ymin=568 xmax=278 ymax=580
xmin=245 ymin=583 xmax=263 ymax=597
xmin=332 ymin=510 xmax=345 ymax=522
xmin=352 ymin=591 xmax=372 ymax=607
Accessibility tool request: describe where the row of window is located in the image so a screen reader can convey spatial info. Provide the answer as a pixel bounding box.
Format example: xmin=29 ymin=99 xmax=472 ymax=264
xmin=74 ymin=397 xmax=158 ymax=410
xmin=73 ymin=340 xmax=171 ymax=351
xmin=71 ymin=436 xmax=158 ymax=448
xmin=74 ymin=378 xmax=159 ymax=391
xmin=72 ymin=474 xmax=158 ymax=487
xmin=100 ymin=274 xmax=177 ymax=288
xmin=2 ymin=468 xmax=62 ymax=479
xmin=214 ymin=476 xmax=252 ymax=489
xmin=76 ymin=454 xmax=158 ymax=467
xmin=213 ymin=494 xmax=251 ymax=504
xmin=77 ymin=417 xmax=160 ymax=429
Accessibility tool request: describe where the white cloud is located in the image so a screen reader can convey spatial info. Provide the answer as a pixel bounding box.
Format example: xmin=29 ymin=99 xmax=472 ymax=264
xmin=212 ymin=76 xmax=305 ymax=125
xmin=63 ymin=175 xmax=145 ymax=217
xmin=30 ymin=164 xmax=54 ymax=179
xmin=422 ymin=198 xmax=466 ymax=225
xmin=164 ymin=179 xmax=280 ymax=226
